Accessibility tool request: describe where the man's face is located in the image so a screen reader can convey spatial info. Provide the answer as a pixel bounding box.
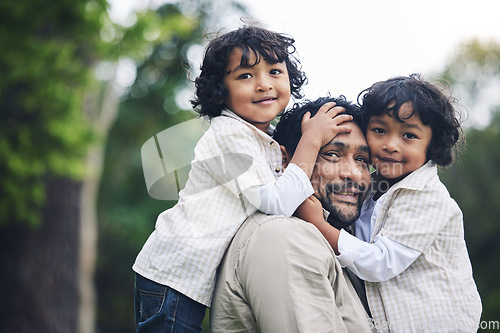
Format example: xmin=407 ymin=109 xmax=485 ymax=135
xmin=310 ymin=122 xmax=371 ymax=225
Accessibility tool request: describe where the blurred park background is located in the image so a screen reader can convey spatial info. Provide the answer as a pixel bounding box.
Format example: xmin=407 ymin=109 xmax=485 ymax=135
xmin=1 ymin=0 xmax=499 ymax=332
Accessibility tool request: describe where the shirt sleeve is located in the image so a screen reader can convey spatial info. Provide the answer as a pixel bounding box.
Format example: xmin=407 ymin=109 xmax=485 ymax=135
xmin=242 ymin=163 xmax=314 ymax=217
xmin=379 ymin=187 xmax=451 ymax=252
xmin=197 ymin=120 xmax=278 ymax=198
xmin=336 ymin=229 xmax=421 ymax=282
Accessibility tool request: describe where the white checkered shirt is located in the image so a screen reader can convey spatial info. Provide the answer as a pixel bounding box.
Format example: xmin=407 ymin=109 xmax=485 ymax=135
xmin=366 ymin=161 xmax=482 ymax=332
xmin=133 ymin=110 xmax=284 ymax=306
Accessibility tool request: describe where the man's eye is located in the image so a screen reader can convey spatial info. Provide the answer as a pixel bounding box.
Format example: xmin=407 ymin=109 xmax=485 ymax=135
xmin=322 ymin=152 xmax=340 ymax=160
xmin=356 ymin=157 xmax=370 ymax=168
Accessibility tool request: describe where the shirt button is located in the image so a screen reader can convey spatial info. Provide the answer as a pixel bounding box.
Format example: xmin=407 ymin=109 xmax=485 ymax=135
xmin=270 ymin=141 xmax=276 ymax=146
xmin=275 ymin=166 xmax=281 ymax=173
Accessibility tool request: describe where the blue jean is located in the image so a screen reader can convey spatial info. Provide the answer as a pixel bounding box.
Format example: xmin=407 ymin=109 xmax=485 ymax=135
xmin=134 ymin=273 xmax=206 ymax=332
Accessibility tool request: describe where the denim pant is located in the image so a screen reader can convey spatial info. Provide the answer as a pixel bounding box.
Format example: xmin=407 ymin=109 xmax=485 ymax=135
xmin=134 ymin=273 xmax=206 ymax=332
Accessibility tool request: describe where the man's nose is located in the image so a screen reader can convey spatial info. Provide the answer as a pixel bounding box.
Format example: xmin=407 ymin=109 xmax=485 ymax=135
xmin=338 ymin=159 xmax=363 ymax=182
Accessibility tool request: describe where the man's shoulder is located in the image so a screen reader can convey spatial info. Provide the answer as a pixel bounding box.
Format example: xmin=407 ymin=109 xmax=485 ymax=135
xmin=231 ymin=212 xmax=331 ymax=254
xmin=246 ymin=212 xmax=319 ymax=233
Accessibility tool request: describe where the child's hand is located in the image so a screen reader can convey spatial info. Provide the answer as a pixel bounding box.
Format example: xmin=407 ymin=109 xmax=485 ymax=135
xmin=301 ymin=102 xmax=352 ymax=148
xmin=295 ymin=194 xmax=341 ymax=254
xmin=294 ymin=195 xmax=325 ymax=225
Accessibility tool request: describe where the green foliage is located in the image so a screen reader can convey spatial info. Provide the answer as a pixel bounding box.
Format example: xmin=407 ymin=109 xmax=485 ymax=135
xmin=440 ymin=110 xmax=500 ymax=327
xmin=437 ymin=39 xmax=500 ymax=330
xmin=0 ymin=0 xmax=111 ymax=226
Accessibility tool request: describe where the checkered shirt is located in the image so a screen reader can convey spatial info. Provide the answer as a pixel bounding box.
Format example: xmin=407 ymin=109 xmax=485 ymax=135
xmin=133 ymin=110 xmax=283 ymax=306
xmin=366 ymin=161 xmax=482 ymax=332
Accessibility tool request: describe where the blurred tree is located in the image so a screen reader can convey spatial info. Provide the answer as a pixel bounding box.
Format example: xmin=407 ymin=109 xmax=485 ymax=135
xmin=0 ymin=1 xmax=108 ymax=332
xmin=437 ymin=40 xmax=500 ymax=330
xmin=96 ymin=1 xmax=247 ymax=332
xmin=440 ymin=110 xmax=500 ymax=329
xmin=0 ymin=0 xmax=216 ymax=331
xmin=440 ymin=38 xmax=500 ymax=128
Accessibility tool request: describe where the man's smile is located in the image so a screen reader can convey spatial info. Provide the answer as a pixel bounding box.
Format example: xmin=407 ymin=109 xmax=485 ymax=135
xmin=333 ymin=192 xmax=359 ymax=204
xmin=326 ymin=183 xmax=365 ymax=205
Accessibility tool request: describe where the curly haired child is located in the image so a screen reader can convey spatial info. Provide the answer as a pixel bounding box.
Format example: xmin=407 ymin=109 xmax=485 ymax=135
xmin=133 ymin=25 xmax=352 ymax=332
xmin=298 ymin=74 xmax=482 ymax=332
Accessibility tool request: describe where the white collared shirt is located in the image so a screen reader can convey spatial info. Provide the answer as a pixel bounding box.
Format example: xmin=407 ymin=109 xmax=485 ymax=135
xmin=133 ymin=109 xmax=312 ymax=306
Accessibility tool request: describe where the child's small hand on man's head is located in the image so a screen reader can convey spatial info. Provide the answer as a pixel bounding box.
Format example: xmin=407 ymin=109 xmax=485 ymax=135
xmin=300 ymin=101 xmax=353 ymax=148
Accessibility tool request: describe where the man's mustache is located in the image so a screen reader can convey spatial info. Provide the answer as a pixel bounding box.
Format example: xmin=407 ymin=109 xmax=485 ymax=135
xmin=325 ymin=181 xmax=367 ymax=195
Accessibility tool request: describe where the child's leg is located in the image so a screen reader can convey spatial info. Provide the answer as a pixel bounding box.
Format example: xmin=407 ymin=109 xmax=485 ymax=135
xmin=134 ymin=273 xmax=206 ymax=332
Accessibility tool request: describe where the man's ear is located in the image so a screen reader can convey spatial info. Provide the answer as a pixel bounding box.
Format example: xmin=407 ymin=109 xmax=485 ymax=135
xmin=280 ymin=145 xmax=292 ymax=170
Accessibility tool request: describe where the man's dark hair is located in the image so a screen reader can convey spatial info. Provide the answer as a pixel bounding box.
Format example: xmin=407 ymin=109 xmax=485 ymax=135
xmin=190 ymin=25 xmax=307 ymax=118
xmin=358 ymin=73 xmax=463 ymax=166
xmin=274 ymin=95 xmax=361 ymax=155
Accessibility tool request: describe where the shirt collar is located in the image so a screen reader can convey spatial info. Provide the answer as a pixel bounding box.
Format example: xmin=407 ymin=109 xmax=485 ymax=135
xmin=389 ymin=160 xmax=437 ymax=192
xmin=221 ymin=108 xmax=275 ymax=138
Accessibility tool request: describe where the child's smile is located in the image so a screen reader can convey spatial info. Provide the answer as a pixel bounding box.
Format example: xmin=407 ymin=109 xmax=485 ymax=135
xmin=223 ymin=48 xmax=291 ymax=132
xmin=366 ymin=102 xmax=432 ymax=181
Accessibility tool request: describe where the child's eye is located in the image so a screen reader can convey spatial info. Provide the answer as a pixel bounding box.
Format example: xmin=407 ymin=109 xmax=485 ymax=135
xmin=403 ymin=133 xmax=418 ymax=139
xmin=270 ymin=69 xmax=282 ymax=75
xmin=238 ymin=73 xmax=252 ymax=80
xmin=372 ymin=127 xmax=385 ymax=134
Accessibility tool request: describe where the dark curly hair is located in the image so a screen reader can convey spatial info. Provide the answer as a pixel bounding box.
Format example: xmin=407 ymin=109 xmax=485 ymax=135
xmin=357 ymin=74 xmax=463 ymax=166
xmin=190 ymin=26 xmax=307 ymax=118
xmin=274 ymin=95 xmax=361 ymax=156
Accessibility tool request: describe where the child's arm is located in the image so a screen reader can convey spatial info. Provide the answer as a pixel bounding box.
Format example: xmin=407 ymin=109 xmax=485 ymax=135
xmin=294 ymin=195 xmax=421 ymax=282
xmin=337 ymin=232 xmax=420 ymax=282
xmin=291 ymin=102 xmax=352 ymax=179
xmin=294 ymin=195 xmax=341 ymax=254
xmin=243 ymin=163 xmax=314 ymax=217
xmin=243 ymin=102 xmax=352 ymax=218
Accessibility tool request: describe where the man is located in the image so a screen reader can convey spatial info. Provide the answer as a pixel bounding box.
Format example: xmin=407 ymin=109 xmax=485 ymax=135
xmin=210 ymin=96 xmax=374 ymax=332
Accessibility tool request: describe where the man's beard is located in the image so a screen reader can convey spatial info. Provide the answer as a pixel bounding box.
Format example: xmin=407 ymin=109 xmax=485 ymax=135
xmin=321 ymin=181 xmax=366 ymax=230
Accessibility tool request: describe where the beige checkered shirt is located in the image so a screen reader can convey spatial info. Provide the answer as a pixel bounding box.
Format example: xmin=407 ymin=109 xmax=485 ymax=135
xmin=366 ymin=161 xmax=482 ymax=332
xmin=133 ymin=110 xmax=284 ymax=306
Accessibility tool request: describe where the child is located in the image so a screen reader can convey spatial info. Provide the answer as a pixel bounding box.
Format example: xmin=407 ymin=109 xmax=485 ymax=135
xmin=133 ymin=26 xmax=352 ymax=332
xmin=298 ymin=74 xmax=482 ymax=332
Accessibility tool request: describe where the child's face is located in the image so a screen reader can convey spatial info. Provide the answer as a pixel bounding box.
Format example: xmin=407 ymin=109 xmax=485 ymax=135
xmin=366 ymin=102 xmax=432 ymax=181
xmin=223 ymin=48 xmax=291 ymax=132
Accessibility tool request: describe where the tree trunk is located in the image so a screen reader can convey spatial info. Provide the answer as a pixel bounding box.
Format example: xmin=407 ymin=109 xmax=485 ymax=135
xmin=0 ymin=177 xmax=82 ymax=332
xmin=0 ymin=69 xmax=121 ymax=333
xmin=78 ymin=69 xmax=121 ymax=333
